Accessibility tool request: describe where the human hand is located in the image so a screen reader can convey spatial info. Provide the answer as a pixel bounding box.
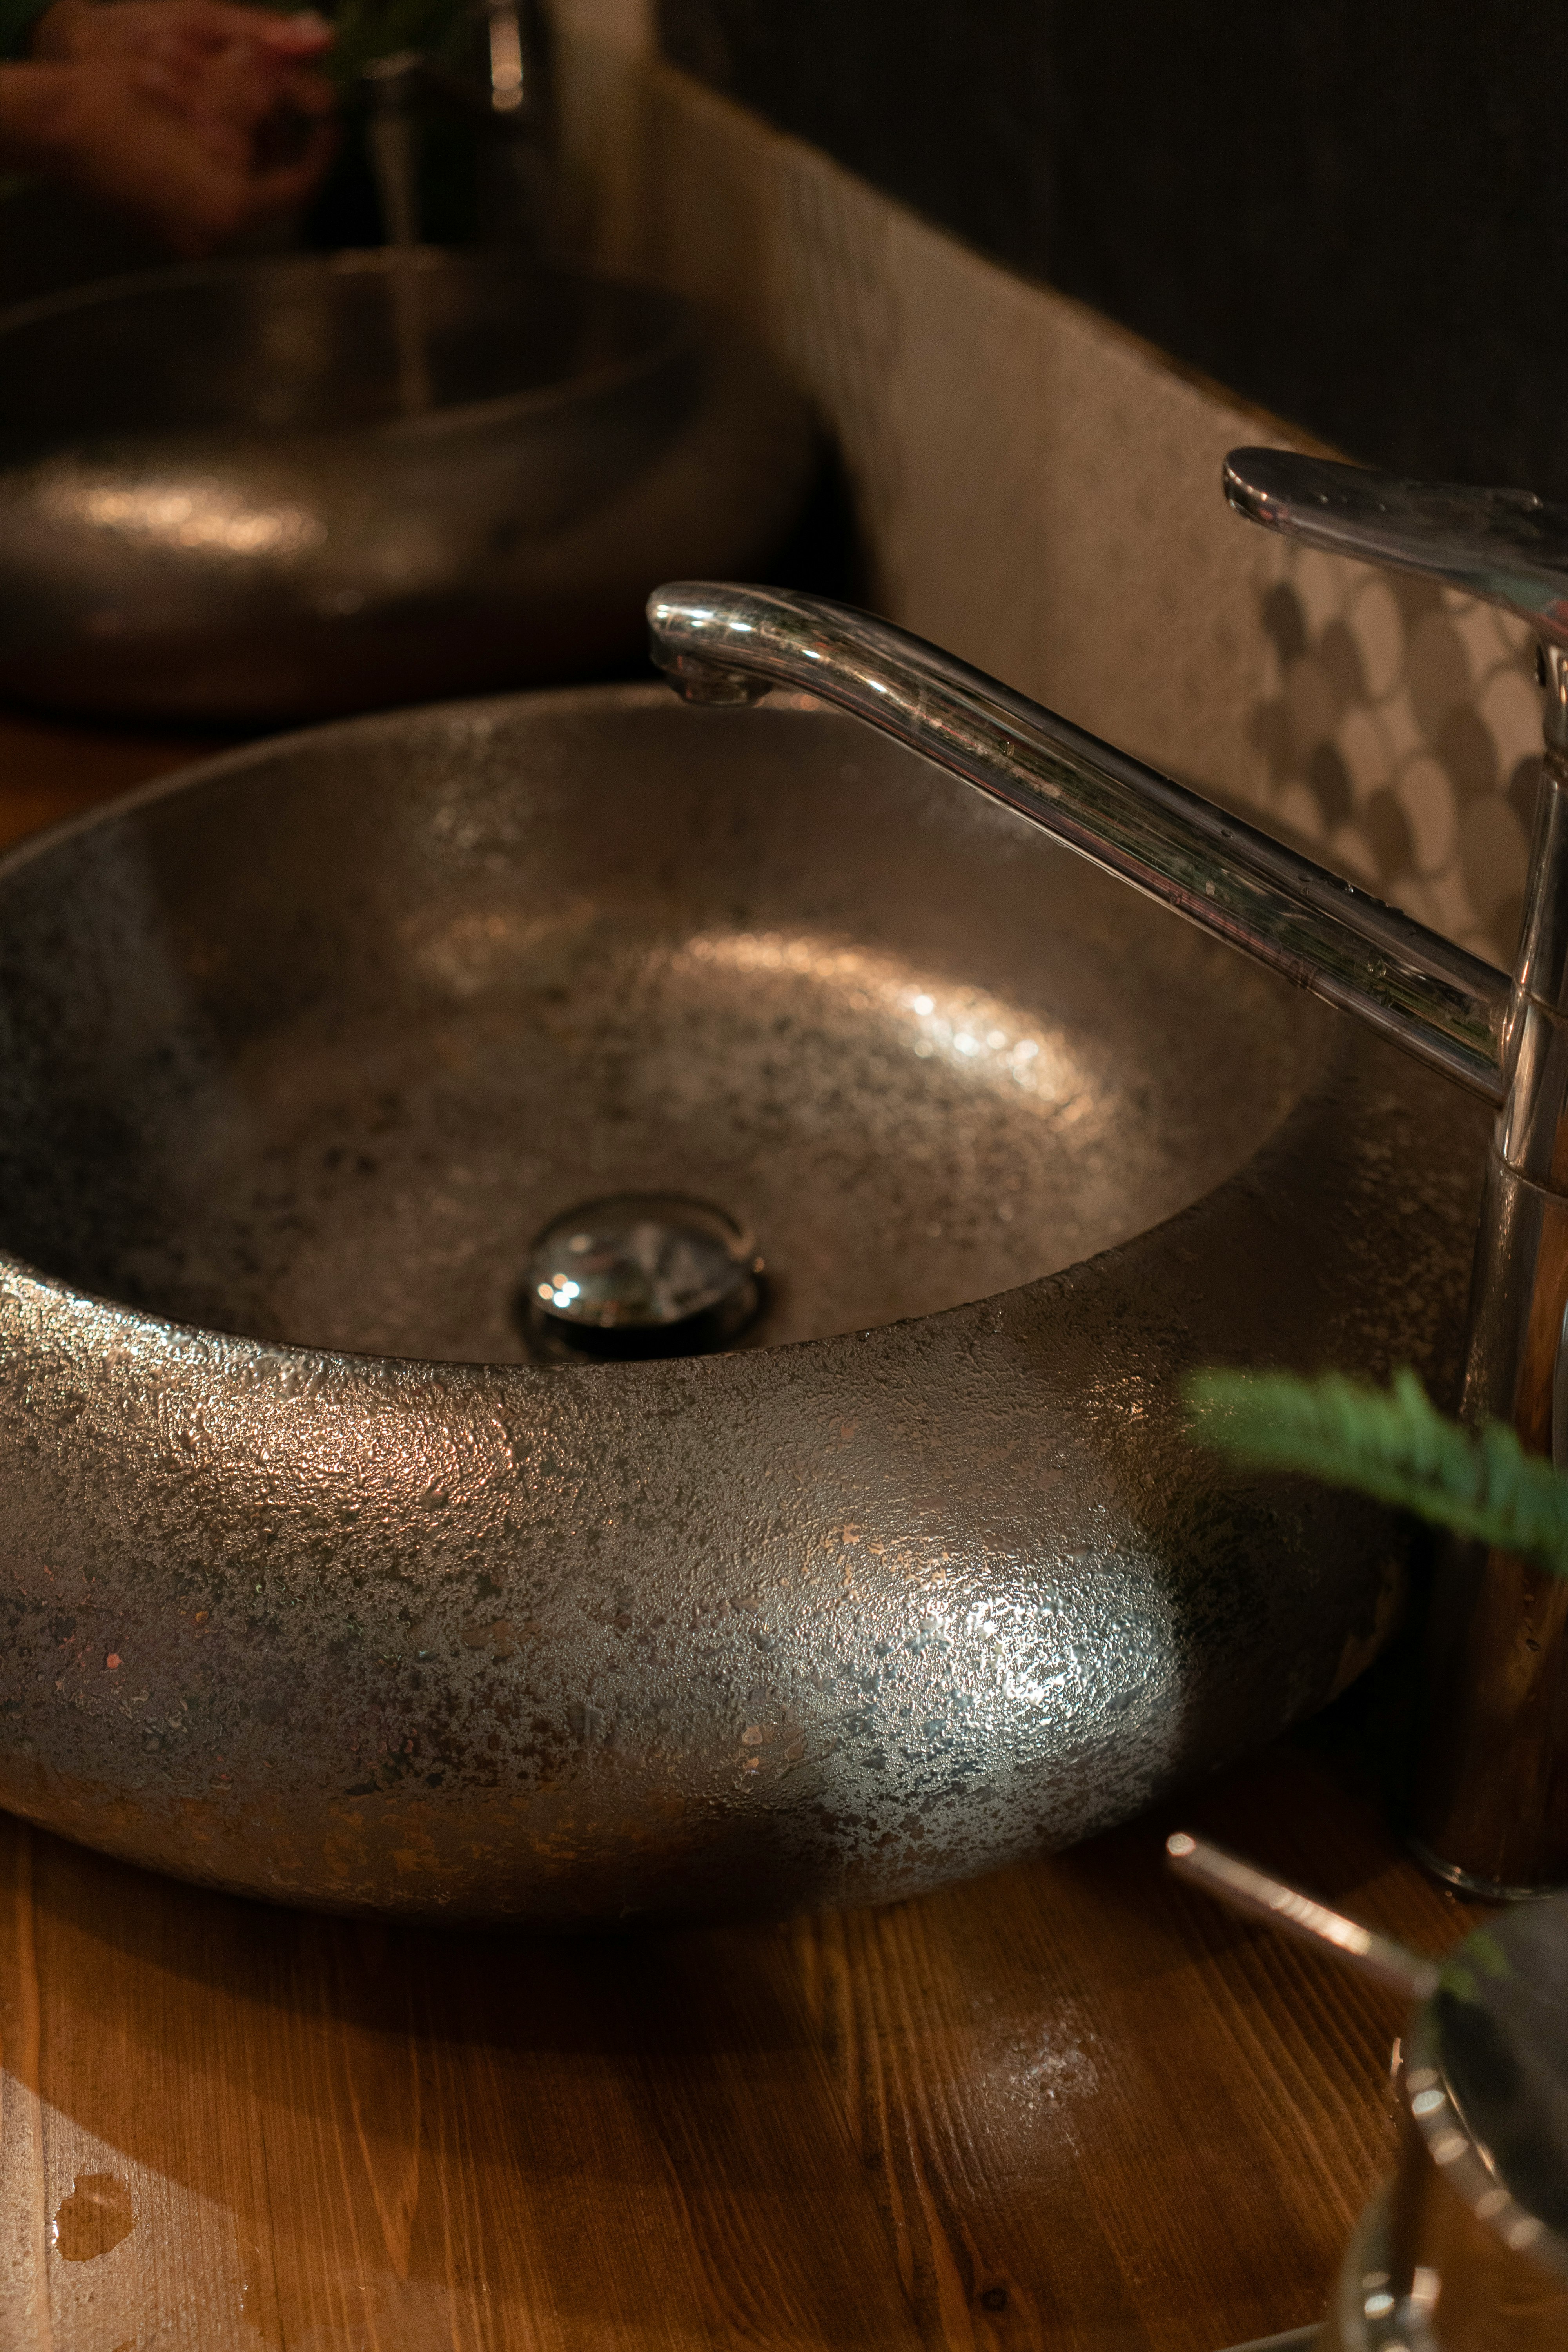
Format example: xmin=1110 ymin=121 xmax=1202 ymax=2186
xmin=0 ymin=52 xmax=334 ymax=250
xmin=30 ymin=1 xmax=334 ymax=156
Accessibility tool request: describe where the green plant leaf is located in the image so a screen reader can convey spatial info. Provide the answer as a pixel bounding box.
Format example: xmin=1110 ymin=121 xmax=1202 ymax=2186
xmin=1185 ymin=1366 xmax=1568 ymax=1577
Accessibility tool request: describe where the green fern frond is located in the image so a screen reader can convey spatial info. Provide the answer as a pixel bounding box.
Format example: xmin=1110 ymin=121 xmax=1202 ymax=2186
xmin=1186 ymin=1366 xmax=1568 ymax=1577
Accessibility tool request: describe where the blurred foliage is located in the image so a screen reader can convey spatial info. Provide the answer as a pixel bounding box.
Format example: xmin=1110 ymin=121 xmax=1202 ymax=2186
xmin=1187 ymin=1364 xmax=1568 ymax=1577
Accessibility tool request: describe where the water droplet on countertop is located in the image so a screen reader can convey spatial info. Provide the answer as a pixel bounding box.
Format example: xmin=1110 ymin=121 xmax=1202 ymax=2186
xmin=52 ymin=2173 xmax=134 ymax=2261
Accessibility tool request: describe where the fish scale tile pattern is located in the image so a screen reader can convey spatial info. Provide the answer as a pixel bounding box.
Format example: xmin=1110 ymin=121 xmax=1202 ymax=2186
xmin=1252 ymin=544 xmax=1541 ymax=967
xmin=557 ymin=18 xmax=1543 ymax=974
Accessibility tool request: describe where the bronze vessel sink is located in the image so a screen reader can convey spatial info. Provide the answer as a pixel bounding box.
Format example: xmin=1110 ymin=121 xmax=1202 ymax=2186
xmin=0 ymin=252 xmax=815 ymax=724
xmin=0 ymin=685 xmax=1485 ymax=1922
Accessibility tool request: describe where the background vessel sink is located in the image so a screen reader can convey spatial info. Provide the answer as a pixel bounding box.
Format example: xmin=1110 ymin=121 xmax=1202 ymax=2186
xmin=0 ymin=253 xmax=815 ymax=724
xmin=0 ymin=686 xmax=1486 ymax=1922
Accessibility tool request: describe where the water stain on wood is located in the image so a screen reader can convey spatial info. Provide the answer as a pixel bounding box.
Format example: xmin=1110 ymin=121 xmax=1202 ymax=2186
xmin=53 ymin=2173 xmax=135 ymax=2261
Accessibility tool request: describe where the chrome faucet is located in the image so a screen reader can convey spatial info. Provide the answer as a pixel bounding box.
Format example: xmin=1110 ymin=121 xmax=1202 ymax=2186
xmin=363 ymin=0 xmax=555 ymax=250
xmin=648 ymin=448 xmax=1568 ymax=1902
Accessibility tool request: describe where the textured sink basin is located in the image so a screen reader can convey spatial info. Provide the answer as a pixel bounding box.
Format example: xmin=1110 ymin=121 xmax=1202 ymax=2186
xmin=0 ymin=252 xmax=814 ymax=723
xmin=0 ymin=686 xmax=1486 ymax=1921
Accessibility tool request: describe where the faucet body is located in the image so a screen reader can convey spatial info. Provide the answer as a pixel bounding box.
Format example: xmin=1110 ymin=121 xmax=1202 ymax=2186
xmin=1413 ymin=650 xmax=1568 ymax=1893
xmin=649 ymin=583 xmax=1510 ymax=1098
xmin=648 ymin=447 xmax=1568 ymax=1900
xmin=363 ymin=0 xmax=556 ymax=250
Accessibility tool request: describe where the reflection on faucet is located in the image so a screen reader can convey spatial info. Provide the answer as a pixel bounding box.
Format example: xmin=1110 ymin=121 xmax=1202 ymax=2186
xmin=648 ymin=450 xmax=1568 ymax=1902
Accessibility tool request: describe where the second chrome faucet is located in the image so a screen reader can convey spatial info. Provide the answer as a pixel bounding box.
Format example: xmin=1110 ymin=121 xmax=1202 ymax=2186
xmin=648 ymin=447 xmax=1568 ymax=1902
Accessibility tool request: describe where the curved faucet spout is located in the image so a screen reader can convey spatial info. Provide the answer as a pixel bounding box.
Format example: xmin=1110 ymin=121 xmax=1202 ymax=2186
xmin=647 ymin=583 xmax=1509 ymax=1103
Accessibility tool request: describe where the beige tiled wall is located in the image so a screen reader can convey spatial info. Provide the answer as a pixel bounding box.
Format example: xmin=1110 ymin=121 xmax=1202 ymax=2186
xmin=554 ymin=11 xmax=1539 ymax=969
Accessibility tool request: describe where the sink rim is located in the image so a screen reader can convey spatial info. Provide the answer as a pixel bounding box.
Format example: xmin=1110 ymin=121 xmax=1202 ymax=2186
xmin=0 ymin=249 xmax=702 ymax=452
xmin=0 ymin=678 xmax=1330 ymax=1377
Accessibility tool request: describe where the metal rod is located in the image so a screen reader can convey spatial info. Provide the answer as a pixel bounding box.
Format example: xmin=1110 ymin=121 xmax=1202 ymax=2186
xmin=1212 ymin=2331 xmax=1319 ymax=2352
xmin=1212 ymin=2332 xmax=1319 ymax=2352
xmin=1166 ymin=1831 xmax=1440 ymax=2002
xmin=647 ymin=585 xmax=1511 ymax=1103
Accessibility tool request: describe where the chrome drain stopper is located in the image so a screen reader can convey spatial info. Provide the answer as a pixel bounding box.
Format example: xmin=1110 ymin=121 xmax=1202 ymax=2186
xmin=522 ymin=1194 xmax=763 ymax=1362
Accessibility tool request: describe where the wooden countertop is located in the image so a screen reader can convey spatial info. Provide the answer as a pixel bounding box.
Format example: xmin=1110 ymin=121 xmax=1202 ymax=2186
xmin=0 ymin=707 xmax=1480 ymax=2352
xmin=0 ymin=705 xmax=235 ymax=855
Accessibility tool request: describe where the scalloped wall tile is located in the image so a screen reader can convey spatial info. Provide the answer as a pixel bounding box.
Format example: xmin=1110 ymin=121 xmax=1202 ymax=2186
xmin=556 ymin=26 xmax=1539 ymax=969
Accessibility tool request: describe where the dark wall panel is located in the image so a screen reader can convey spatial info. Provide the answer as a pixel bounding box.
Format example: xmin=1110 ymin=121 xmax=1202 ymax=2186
xmin=658 ymin=2 xmax=1568 ymax=497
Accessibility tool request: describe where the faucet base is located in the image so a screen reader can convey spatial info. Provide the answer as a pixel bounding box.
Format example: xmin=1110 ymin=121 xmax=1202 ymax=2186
xmin=1409 ymin=1155 xmax=1568 ymax=1898
xmin=1404 ymin=1833 xmax=1568 ymax=1906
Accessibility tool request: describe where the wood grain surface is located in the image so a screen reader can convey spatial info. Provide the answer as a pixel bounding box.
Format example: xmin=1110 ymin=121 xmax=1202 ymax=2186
xmin=0 ymin=706 xmax=232 ymax=855
xmin=0 ymin=710 xmax=1481 ymax=2352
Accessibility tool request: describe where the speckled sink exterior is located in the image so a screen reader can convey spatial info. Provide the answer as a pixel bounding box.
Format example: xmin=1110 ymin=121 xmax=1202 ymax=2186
xmin=0 ymin=686 xmax=1485 ymax=1922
